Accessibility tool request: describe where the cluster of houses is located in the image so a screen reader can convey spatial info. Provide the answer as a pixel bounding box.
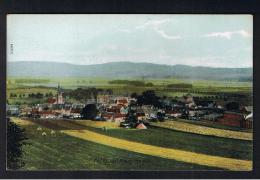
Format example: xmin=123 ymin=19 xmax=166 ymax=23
xmin=6 ymin=86 xmax=253 ymax=129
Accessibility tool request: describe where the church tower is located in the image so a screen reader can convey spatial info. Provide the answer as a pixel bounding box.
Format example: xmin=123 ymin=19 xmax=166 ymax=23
xmin=56 ymin=84 xmax=64 ymax=104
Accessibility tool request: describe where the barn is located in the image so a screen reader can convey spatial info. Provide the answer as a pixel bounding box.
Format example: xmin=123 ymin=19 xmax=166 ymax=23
xmin=217 ymin=111 xmax=247 ymax=128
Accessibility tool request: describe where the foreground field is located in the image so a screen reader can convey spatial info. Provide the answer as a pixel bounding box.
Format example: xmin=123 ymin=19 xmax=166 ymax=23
xmin=64 ymin=129 xmax=251 ymax=171
xmin=16 ymin=118 xmax=253 ymax=160
xmin=12 ymin=118 xmax=252 ymax=170
xmin=13 ymin=119 xmax=220 ymax=170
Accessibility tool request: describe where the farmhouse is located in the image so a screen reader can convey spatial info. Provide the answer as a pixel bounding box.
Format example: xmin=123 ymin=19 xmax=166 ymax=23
xmin=20 ymin=106 xmax=32 ymax=116
xmin=217 ymin=111 xmax=245 ymax=128
xmin=113 ymin=113 xmax=126 ymax=122
xmin=38 ymin=111 xmax=56 ymax=119
xmin=70 ymin=108 xmax=81 ymax=119
xmin=101 ymin=113 xmax=126 ymax=122
xmin=7 ymin=105 xmax=20 ymax=116
xmin=47 ymin=97 xmax=56 ymax=104
xmin=102 ymin=113 xmax=114 ymax=121
xmin=115 ymin=97 xmax=129 ymax=106
xmin=165 ymin=110 xmax=182 ymax=118
xmin=97 ymin=94 xmax=109 ymax=104
xmin=136 ymin=123 xmax=147 ymax=129
xmin=106 ymin=105 xmax=121 ymax=113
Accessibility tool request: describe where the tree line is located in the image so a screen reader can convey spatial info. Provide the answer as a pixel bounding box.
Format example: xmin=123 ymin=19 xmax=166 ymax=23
xmin=109 ymin=80 xmax=154 ymax=87
xmin=63 ymin=88 xmax=113 ymax=101
xmin=9 ymin=92 xmax=53 ymax=99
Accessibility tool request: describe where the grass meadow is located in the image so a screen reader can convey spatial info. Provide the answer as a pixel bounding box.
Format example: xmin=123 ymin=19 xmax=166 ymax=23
xmin=12 ymin=118 xmax=252 ymax=170
xmin=16 ymin=119 xmax=223 ymax=170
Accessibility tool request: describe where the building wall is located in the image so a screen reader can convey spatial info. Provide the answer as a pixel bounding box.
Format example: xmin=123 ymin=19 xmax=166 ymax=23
xmin=217 ymin=118 xmax=242 ymax=127
xmin=216 ymin=112 xmax=252 ymax=128
xmin=242 ymin=120 xmax=253 ymax=129
xmin=216 ymin=113 xmax=243 ymax=127
xmin=223 ymin=113 xmax=244 ymax=121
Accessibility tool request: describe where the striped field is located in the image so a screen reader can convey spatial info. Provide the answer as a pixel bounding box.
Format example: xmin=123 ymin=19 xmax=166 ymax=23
xmin=11 ymin=118 xmax=253 ymax=170
xmin=151 ymin=120 xmax=252 ymax=141
xmin=63 ymin=129 xmax=252 ymax=170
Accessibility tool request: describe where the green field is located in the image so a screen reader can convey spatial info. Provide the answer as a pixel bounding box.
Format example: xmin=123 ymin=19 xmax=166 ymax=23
xmin=19 ymin=122 xmax=222 ymax=170
xmin=11 ymin=118 xmax=252 ymax=170
xmin=7 ymin=76 xmax=253 ymax=105
xmin=68 ymin=121 xmax=252 ymax=160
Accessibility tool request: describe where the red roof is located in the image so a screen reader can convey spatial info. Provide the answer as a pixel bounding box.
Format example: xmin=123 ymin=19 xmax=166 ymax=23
xmin=106 ymin=107 xmax=120 ymax=113
xmin=102 ymin=113 xmax=113 ymax=118
xmin=118 ymin=99 xmax=128 ymax=104
xmin=38 ymin=111 xmax=54 ymax=115
xmin=47 ymin=98 xmax=56 ymax=104
xmin=136 ymin=123 xmax=147 ymax=129
xmin=114 ymin=113 xmax=126 ymax=118
xmin=71 ymin=109 xmax=81 ymax=113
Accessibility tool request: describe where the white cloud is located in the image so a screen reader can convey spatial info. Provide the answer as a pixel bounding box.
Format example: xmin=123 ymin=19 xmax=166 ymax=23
xmin=155 ymin=29 xmax=182 ymax=40
xmin=135 ymin=19 xmax=182 ymax=40
xmin=205 ymin=30 xmax=252 ymax=39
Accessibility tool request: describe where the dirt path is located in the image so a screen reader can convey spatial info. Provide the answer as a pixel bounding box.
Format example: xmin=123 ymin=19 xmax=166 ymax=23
xmin=151 ymin=121 xmax=252 ymax=141
xmin=62 ymin=129 xmax=252 ymax=171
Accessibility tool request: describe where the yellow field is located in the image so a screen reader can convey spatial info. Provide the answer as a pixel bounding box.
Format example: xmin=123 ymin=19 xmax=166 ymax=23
xmin=151 ymin=121 xmax=252 ymax=141
xmin=75 ymin=120 xmax=121 ymax=129
xmin=63 ymin=129 xmax=252 ymax=171
xmin=11 ymin=117 xmax=36 ymax=126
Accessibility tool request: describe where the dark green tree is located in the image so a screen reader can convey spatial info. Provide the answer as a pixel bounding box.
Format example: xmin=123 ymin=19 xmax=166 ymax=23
xmin=130 ymin=92 xmax=138 ymax=99
xmin=225 ymin=102 xmax=239 ymax=111
xmin=125 ymin=101 xmax=138 ymax=127
xmin=7 ymin=119 xmax=27 ymax=170
xmin=137 ymin=90 xmax=161 ymax=107
xmin=80 ymin=104 xmax=98 ymax=120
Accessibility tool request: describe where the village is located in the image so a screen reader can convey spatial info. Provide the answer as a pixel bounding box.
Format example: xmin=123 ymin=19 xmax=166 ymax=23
xmin=6 ymin=84 xmax=253 ymax=130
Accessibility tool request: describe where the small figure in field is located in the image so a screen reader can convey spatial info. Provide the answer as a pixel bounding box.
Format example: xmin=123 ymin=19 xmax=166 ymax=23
xmin=50 ymin=130 xmax=56 ymax=136
xmin=103 ymin=126 xmax=107 ymax=132
xmin=37 ymin=127 xmax=42 ymax=131
xmin=42 ymin=132 xmax=47 ymax=136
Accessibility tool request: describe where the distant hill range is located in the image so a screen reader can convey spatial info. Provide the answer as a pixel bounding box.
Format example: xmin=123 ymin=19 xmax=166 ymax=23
xmin=8 ymin=61 xmax=253 ymax=81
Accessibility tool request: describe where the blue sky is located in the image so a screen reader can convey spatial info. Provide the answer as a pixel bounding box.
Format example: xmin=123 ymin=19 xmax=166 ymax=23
xmin=7 ymin=14 xmax=252 ymax=67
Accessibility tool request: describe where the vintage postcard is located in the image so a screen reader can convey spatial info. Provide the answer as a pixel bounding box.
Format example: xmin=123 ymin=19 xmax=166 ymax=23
xmin=6 ymin=14 xmax=253 ymax=171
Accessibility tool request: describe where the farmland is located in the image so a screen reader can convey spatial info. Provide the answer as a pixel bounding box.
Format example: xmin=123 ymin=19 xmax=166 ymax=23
xmin=13 ymin=118 xmax=224 ymax=170
xmin=7 ymin=76 xmax=253 ymax=171
xmin=150 ymin=120 xmax=252 ymax=140
xmin=7 ymin=76 xmax=252 ymax=105
xmin=11 ymin=118 xmax=252 ymax=170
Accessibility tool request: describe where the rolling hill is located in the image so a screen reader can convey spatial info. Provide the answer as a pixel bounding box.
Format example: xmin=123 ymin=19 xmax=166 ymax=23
xmin=7 ymin=61 xmax=253 ymax=81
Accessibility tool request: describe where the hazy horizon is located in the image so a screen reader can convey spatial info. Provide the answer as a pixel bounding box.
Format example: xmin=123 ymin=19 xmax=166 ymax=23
xmin=8 ymin=60 xmax=253 ymax=69
xmin=7 ymin=14 xmax=253 ymax=68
